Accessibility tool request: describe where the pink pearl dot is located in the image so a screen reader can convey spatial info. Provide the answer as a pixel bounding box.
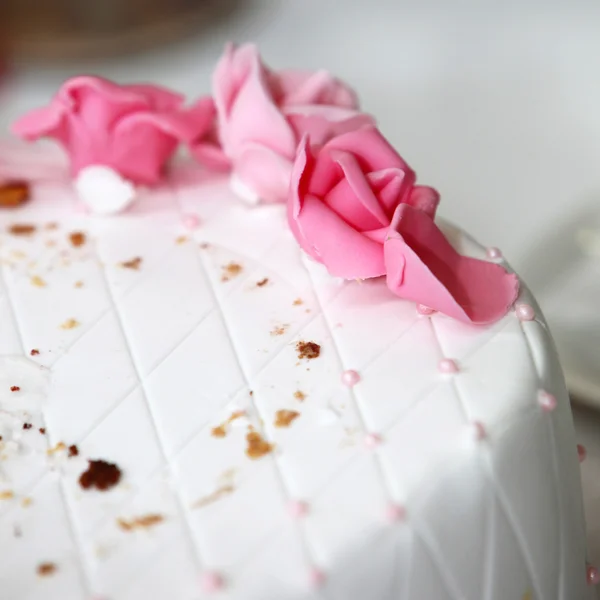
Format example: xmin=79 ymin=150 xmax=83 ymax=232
xmin=587 ymin=565 xmax=600 ymax=585
xmin=578 ymin=444 xmax=587 ymax=463
xmin=516 ymin=303 xmax=535 ymax=321
xmin=417 ymin=304 xmax=435 ymax=316
xmin=438 ymin=358 xmax=459 ymax=374
xmin=364 ymin=433 xmax=382 ymax=449
xmin=288 ymin=500 xmax=309 ymax=519
xmin=182 ymin=214 xmax=200 ymax=230
xmin=386 ymin=503 xmax=406 ymax=523
xmin=341 ymin=369 xmax=360 ymax=387
xmin=200 ymin=571 xmax=224 ymax=593
xmin=486 ymin=247 xmax=502 ymax=260
xmin=309 ymin=568 xmax=326 ymax=588
xmin=538 ymin=390 xmax=557 ymax=412
xmin=471 ymin=421 xmax=487 ymax=441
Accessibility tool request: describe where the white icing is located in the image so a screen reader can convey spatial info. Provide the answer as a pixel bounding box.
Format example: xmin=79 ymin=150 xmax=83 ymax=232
xmin=0 ymin=163 xmax=592 ymax=600
xmin=74 ymin=165 xmax=137 ymax=215
xmin=229 ymin=172 xmax=262 ymax=206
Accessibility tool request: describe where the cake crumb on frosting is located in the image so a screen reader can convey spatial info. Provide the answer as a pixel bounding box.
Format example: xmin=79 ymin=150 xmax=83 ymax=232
xmin=10 ymin=386 xmax=20 ymax=392
xmin=293 ymin=298 xmax=304 ymax=306
xmin=211 ymin=411 xmax=246 ymax=438
xmin=30 ymin=349 xmax=40 ymax=356
xmin=274 ymin=410 xmax=300 ymax=428
xmin=120 ymin=257 xmax=142 ymax=270
xmin=8 ymin=223 xmax=36 ymax=236
xmin=175 ymin=235 xmax=188 ymax=245
xmin=193 ymin=484 xmax=235 ymax=509
xmin=221 ymin=261 xmax=243 ymax=282
xmin=60 ymin=318 xmax=80 ymax=330
xmin=117 ymin=514 xmax=164 ymax=532
xmin=68 ymin=444 xmax=79 ymax=458
xmin=0 ymin=490 xmax=14 ymax=500
xmin=21 ymin=497 xmax=33 ymax=507
xmin=294 ymin=391 xmax=306 ymax=401
xmin=74 ymin=281 xmax=84 ymax=288
xmin=79 ymin=459 xmax=122 ymax=491
xmin=0 ymin=181 xmax=30 ymax=207
xmin=245 ymin=430 xmax=274 ymax=459
xmin=69 ymin=231 xmax=86 ymax=247
xmin=37 ymin=563 xmax=57 ymax=577
xmin=23 ymin=423 xmax=32 ymax=430
xmin=30 ymin=275 xmax=46 ymax=288
xmin=256 ymin=278 xmax=269 ymax=287
xmin=296 ymin=341 xmax=321 ymax=360
xmin=39 ymin=427 xmax=45 ymax=434
xmin=270 ymin=324 xmax=288 ymax=336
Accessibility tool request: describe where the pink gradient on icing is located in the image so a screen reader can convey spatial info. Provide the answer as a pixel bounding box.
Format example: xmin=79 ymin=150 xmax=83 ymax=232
xmin=288 ymin=500 xmax=309 ymax=518
xmin=385 ymin=503 xmax=407 ymax=523
xmin=587 ymin=565 xmax=600 ymax=585
xmin=471 ymin=421 xmax=487 ymax=441
xmin=516 ymin=303 xmax=536 ymax=321
xmin=341 ymin=369 xmax=360 ymax=387
xmin=182 ymin=214 xmax=201 ymax=230
xmin=12 ymin=76 xmax=213 ymax=185
xmin=416 ymin=304 xmax=436 ymax=316
xmin=189 ymin=43 xmax=373 ymax=203
xmin=364 ymin=433 xmax=382 ymax=448
xmin=486 ymin=247 xmax=502 ymax=260
xmin=538 ymin=390 xmax=558 ymax=412
xmin=309 ymin=568 xmax=326 ymax=589
xmin=200 ymin=571 xmax=224 ymax=593
xmin=385 ymin=204 xmax=520 ymax=324
xmin=577 ymin=444 xmax=587 ymax=463
xmin=438 ymin=358 xmax=459 ymax=374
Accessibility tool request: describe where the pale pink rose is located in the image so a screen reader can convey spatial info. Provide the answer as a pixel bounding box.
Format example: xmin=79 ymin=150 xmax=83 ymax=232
xmin=287 ymin=126 xmax=440 ymax=279
xmin=12 ymin=76 xmax=214 ymax=185
xmin=190 ymin=43 xmax=373 ymax=203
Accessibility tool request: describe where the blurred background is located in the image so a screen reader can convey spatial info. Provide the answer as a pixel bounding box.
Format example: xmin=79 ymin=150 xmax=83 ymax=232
xmin=0 ymin=0 xmax=599 ymax=582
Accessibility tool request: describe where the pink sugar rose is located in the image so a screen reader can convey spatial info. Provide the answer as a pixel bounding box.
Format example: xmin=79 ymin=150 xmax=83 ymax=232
xmin=190 ymin=43 xmax=374 ymax=203
xmin=288 ymin=125 xmax=519 ymax=324
xmin=11 ymin=76 xmax=214 ymax=185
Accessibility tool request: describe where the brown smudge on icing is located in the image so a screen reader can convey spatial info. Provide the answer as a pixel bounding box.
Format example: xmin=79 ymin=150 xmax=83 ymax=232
xmin=256 ymin=278 xmax=269 ymax=287
xmin=120 ymin=257 xmax=142 ymax=270
xmin=193 ymin=484 xmax=235 ymax=509
xmin=30 ymin=275 xmax=46 ymax=288
xmin=8 ymin=223 xmax=36 ymax=236
xmin=270 ymin=324 xmax=288 ymax=337
xmin=60 ymin=318 xmax=80 ymax=330
xmin=0 ymin=181 xmax=30 ymax=208
xmin=68 ymin=444 xmax=79 ymax=458
xmin=293 ymin=298 xmax=304 ymax=306
xmin=221 ymin=261 xmax=243 ymax=282
xmin=245 ymin=430 xmax=274 ymax=459
xmin=79 ymin=459 xmax=122 ymax=491
xmin=296 ymin=341 xmax=321 ymax=360
xmin=69 ymin=231 xmax=86 ymax=247
xmin=211 ymin=411 xmax=246 ymax=439
xmin=274 ymin=410 xmax=300 ymax=428
xmin=117 ymin=514 xmax=164 ymax=532
xmin=37 ymin=563 xmax=57 ymax=577
xmin=294 ymin=390 xmax=306 ymax=402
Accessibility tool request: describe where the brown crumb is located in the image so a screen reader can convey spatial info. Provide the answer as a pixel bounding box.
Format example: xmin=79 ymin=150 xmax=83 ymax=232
xmin=79 ymin=460 xmax=122 ymax=491
xmin=37 ymin=563 xmax=56 ymax=577
xmin=199 ymin=242 xmax=210 ymax=250
xmin=60 ymin=318 xmax=80 ymax=330
xmin=193 ymin=484 xmax=235 ymax=509
xmin=0 ymin=490 xmax=14 ymax=500
xmin=293 ymin=298 xmax=304 ymax=306
xmin=69 ymin=231 xmax=86 ymax=247
xmin=294 ymin=391 xmax=306 ymax=402
xmin=211 ymin=411 xmax=246 ymax=439
xmin=21 ymin=497 xmax=33 ymax=508
xmin=245 ymin=430 xmax=274 ymax=459
xmin=270 ymin=324 xmax=288 ymax=336
xmin=45 ymin=222 xmax=58 ymax=231
xmin=30 ymin=275 xmax=46 ymax=288
xmin=211 ymin=424 xmax=227 ymax=438
xmin=117 ymin=514 xmax=164 ymax=532
xmin=256 ymin=278 xmax=269 ymax=287
xmin=120 ymin=257 xmax=142 ymax=270
xmin=221 ymin=261 xmax=243 ymax=282
xmin=296 ymin=341 xmax=321 ymax=360
xmin=30 ymin=349 xmax=40 ymax=356
xmin=8 ymin=223 xmax=36 ymax=236
xmin=175 ymin=235 xmax=188 ymax=245
xmin=10 ymin=386 xmax=20 ymax=392
xmin=0 ymin=181 xmax=30 ymax=208
xmin=274 ymin=409 xmax=300 ymax=428
xmin=68 ymin=444 xmax=79 ymax=458
xmin=249 ymin=390 xmax=254 ymax=397
xmin=74 ymin=281 xmax=84 ymax=288
xmin=39 ymin=428 xmax=46 ymax=435
xmin=22 ymin=423 xmax=32 ymax=430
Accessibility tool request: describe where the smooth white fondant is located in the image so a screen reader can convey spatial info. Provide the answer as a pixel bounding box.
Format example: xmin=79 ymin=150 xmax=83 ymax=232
xmin=0 ymin=158 xmax=592 ymax=600
xmin=229 ymin=173 xmax=261 ymax=206
xmin=74 ymin=166 xmax=137 ymax=215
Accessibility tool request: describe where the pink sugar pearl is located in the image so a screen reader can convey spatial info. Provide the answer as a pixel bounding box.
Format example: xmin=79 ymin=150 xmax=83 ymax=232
xmin=577 ymin=444 xmax=587 ymax=463
xmin=288 ymin=500 xmax=309 ymax=519
xmin=516 ymin=303 xmax=535 ymax=321
xmin=364 ymin=432 xmax=382 ymax=449
xmin=386 ymin=503 xmax=406 ymax=523
xmin=471 ymin=421 xmax=487 ymax=441
xmin=416 ymin=304 xmax=435 ymax=316
xmin=309 ymin=568 xmax=326 ymax=588
xmin=438 ymin=358 xmax=459 ymax=374
xmin=538 ymin=390 xmax=557 ymax=412
xmin=587 ymin=565 xmax=600 ymax=585
xmin=182 ymin=214 xmax=200 ymax=230
xmin=341 ymin=369 xmax=360 ymax=387
xmin=200 ymin=571 xmax=224 ymax=593
xmin=486 ymin=247 xmax=502 ymax=260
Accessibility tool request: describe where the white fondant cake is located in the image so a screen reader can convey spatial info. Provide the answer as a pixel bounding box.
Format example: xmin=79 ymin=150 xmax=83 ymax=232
xmin=0 ymin=146 xmax=592 ymax=600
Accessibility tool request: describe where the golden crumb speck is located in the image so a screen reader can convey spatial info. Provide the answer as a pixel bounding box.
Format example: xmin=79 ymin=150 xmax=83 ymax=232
xmin=8 ymin=223 xmax=36 ymax=236
xmin=69 ymin=231 xmax=86 ymax=247
xmin=245 ymin=431 xmax=274 ymax=459
xmin=117 ymin=514 xmax=164 ymax=532
xmin=211 ymin=425 xmax=227 ymax=438
xmin=74 ymin=281 xmax=84 ymax=288
xmin=270 ymin=324 xmax=289 ymax=337
xmin=60 ymin=318 xmax=80 ymax=330
xmin=0 ymin=490 xmax=14 ymax=500
xmin=193 ymin=484 xmax=235 ymax=509
xmin=175 ymin=235 xmax=188 ymax=245
xmin=47 ymin=441 xmax=66 ymax=455
xmin=293 ymin=298 xmax=304 ymax=306
xmin=256 ymin=278 xmax=269 ymax=287
xmin=211 ymin=411 xmax=246 ymax=438
xmin=221 ymin=261 xmax=243 ymax=282
xmin=30 ymin=275 xmax=46 ymax=288
xmin=274 ymin=409 xmax=300 ymax=428
xmin=21 ymin=497 xmax=33 ymax=508
xmin=296 ymin=341 xmax=321 ymax=360
xmin=37 ymin=563 xmax=57 ymax=577
xmin=120 ymin=257 xmax=142 ymax=270
xmin=294 ymin=390 xmax=306 ymax=402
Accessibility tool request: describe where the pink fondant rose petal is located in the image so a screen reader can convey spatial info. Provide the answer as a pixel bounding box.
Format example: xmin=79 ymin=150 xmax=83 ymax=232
xmin=384 ymin=204 xmax=519 ymax=324
xmin=189 ymin=43 xmax=374 ymax=203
